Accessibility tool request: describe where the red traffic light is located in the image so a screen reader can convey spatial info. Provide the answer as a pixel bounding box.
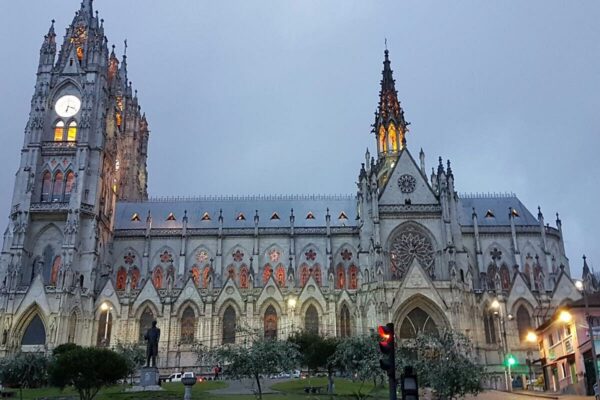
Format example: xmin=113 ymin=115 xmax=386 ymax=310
xmin=378 ymin=324 xmax=393 ymax=345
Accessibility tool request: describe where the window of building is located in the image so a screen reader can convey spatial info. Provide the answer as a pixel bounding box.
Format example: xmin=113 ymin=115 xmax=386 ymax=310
xmin=516 ymin=305 xmax=532 ymax=342
xmin=54 ymin=121 xmax=65 ymax=141
xmin=339 ymin=304 xmax=351 ymax=337
xmin=96 ymin=309 xmax=112 ymax=347
xmin=139 ymin=307 xmax=154 ymax=342
xmin=64 ymin=171 xmax=75 ymax=201
xmin=21 ymin=314 xmax=46 ymax=345
xmin=264 ymin=305 xmax=277 ymax=340
xmin=313 ymin=264 xmax=322 ymax=286
xmin=239 ymin=265 xmax=249 ymax=289
xmin=222 ymin=306 xmax=236 ymax=344
xmin=348 ymin=265 xmax=358 ymax=289
xmin=52 ymin=171 xmax=64 ymax=202
xmin=305 ymin=305 xmax=319 ymax=335
xmin=180 ymin=306 xmax=195 ymax=344
xmin=399 ymin=307 xmax=439 ymax=339
xmin=262 ymin=264 xmax=273 ymax=285
xmin=191 ymin=266 xmax=200 ymax=287
xmin=67 ymin=121 xmax=77 ymax=141
xmin=116 ymin=267 xmax=127 ymax=290
xmin=275 ymin=265 xmax=286 ymax=287
xmin=300 ymin=264 xmax=309 ymax=287
xmin=67 ymin=312 xmax=77 ymax=343
xmin=336 ymin=264 xmax=345 ymax=289
xmin=130 ymin=267 xmax=140 ymax=290
xmin=50 ymin=256 xmax=61 ymax=286
xmin=484 ymin=312 xmax=497 ymax=344
xmin=152 ymin=267 xmax=163 ymax=288
xmin=41 ymin=171 xmax=52 ymax=202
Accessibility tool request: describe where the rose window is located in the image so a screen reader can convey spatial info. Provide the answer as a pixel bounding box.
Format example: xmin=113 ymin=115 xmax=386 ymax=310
xmin=389 ymin=227 xmax=434 ymax=279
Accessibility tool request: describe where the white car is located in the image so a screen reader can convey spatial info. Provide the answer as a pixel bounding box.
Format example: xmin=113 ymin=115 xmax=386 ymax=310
xmin=167 ymin=373 xmax=182 ymax=382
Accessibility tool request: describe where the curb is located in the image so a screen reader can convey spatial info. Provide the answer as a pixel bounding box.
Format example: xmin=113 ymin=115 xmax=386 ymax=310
xmin=505 ymin=390 xmax=559 ymax=399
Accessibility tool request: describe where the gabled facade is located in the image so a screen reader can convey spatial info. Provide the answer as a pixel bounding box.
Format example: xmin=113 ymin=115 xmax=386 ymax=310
xmin=0 ymin=0 xmax=580 ymax=385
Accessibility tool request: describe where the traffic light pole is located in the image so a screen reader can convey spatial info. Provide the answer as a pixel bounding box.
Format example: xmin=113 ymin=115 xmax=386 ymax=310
xmin=378 ymin=323 xmax=398 ymax=400
xmin=389 ymin=373 xmax=397 ymax=400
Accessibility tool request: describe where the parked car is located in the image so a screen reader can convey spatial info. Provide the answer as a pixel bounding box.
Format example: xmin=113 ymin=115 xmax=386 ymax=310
xmin=166 ymin=373 xmax=182 ymax=382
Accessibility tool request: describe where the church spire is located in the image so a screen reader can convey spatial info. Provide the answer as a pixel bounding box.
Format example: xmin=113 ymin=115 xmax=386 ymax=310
xmin=39 ymin=20 xmax=57 ymax=67
xmin=373 ymin=47 xmax=409 ymax=159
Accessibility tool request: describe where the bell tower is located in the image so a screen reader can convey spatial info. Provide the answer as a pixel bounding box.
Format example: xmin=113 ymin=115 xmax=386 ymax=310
xmin=0 ymin=0 xmax=148 ymax=302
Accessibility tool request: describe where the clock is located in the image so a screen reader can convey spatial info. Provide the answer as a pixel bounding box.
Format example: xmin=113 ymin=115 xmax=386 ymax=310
xmin=398 ymin=174 xmax=416 ymax=193
xmin=54 ymin=95 xmax=81 ymax=118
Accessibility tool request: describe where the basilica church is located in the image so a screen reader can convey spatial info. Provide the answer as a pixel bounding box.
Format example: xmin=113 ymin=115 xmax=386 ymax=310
xmin=0 ymin=0 xmax=583 ymax=381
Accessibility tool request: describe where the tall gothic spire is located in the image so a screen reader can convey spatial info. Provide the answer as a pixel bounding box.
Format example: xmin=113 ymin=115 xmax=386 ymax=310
xmin=373 ymin=48 xmax=409 ymax=158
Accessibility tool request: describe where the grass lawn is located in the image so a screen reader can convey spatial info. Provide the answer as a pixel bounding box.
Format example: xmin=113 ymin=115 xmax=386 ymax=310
xmin=5 ymin=380 xmax=227 ymax=400
xmin=272 ymin=377 xmax=389 ymax=398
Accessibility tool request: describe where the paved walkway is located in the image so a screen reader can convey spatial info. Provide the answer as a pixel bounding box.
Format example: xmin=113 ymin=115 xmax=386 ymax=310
xmin=208 ymin=378 xmax=282 ymax=395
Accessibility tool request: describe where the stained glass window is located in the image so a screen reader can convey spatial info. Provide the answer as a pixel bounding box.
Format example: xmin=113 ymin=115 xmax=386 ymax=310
xmin=152 ymin=267 xmax=163 ymax=289
xmin=339 ymin=304 xmax=351 ymax=337
xmin=262 ymin=264 xmax=273 ymax=285
xmin=67 ymin=312 xmax=77 ymax=343
xmin=21 ymin=314 xmax=45 ymax=345
xmin=180 ymin=306 xmax=195 ymax=344
xmin=191 ymin=266 xmax=200 ymax=287
xmin=300 ymin=264 xmax=309 ymax=287
xmin=52 ymin=171 xmax=64 ymax=202
xmin=64 ymin=171 xmax=75 ymax=201
xmin=130 ymin=267 xmax=140 ymax=290
xmin=484 ymin=311 xmax=497 ymax=344
xmin=336 ymin=264 xmax=345 ymax=289
xmin=312 ymin=264 xmax=322 ymax=286
xmin=41 ymin=171 xmax=52 ymax=202
xmin=222 ymin=306 xmax=236 ymax=344
xmin=67 ymin=121 xmax=77 ymax=141
xmin=275 ymin=265 xmax=286 ymax=287
xmin=305 ymin=305 xmax=319 ymax=335
xmin=348 ymin=265 xmax=358 ymax=289
xmin=264 ymin=305 xmax=277 ymax=340
xmin=50 ymin=256 xmax=61 ymax=286
xmin=399 ymin=308 xmax=438 ymax=339
xmin=116 ymin=267 xmax=127 ymax=290
xmin=239 ymin=265 xmax=249 ymax=289
xmin=54 ymin=121 xmax=64 ymax=141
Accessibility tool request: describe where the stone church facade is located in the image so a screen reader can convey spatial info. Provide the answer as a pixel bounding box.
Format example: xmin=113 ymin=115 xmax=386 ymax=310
xmin=0 ymin=0 xmax=582 ymax=380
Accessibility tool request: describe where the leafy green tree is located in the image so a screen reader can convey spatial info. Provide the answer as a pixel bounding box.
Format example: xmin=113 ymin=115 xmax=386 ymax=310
xmin=52 ymin=342 xmax=80 ymax=356
xmin=333 ymin=334 xmax=384 ymax=386
xmin=0 ymin=351 xmax=49 ymax=399
xmin=214 ymin=331 xmax=300 ymax=399
xmin=288 ymin=331 xmax=338 ymax=393
xmin=114 ymin=342 xmax=145 ymax=384
xmin=403 ymin=330 xmax=485 ymax=400
xmin=49 ymin=347 xmax=128 ymax=400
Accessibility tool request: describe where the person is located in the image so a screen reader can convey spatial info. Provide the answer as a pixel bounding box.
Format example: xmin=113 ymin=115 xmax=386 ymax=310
xmin=214 ymin=365 xmax=219 ymax=380
xmin=144 ymin=320 xmax=160 ymax=367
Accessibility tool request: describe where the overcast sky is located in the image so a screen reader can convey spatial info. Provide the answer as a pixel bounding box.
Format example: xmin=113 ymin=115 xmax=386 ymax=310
xmin=1 ymin=1 xmax=598 ymax=278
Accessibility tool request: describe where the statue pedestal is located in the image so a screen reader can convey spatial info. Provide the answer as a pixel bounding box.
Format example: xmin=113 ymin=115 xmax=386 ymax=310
xmin=140 ymin=366 xmax=160 ymax=387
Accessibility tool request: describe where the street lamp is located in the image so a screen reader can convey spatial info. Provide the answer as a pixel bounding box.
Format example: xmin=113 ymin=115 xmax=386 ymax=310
xmin=100 ymin=302 xmax=112 ymax=346
xmin=491 ymin=299 xmax=512 ymax=392
xmin=288 ymin=297 xmax=297 ymax=334
xmin=575 ymin=277 xmax=600 ymax=394
xmin=525 ymin=331 xmax=538 ymax=390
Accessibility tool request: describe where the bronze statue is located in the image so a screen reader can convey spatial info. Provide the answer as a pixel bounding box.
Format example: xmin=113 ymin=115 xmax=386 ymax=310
xmin=144 ymin=320 xmax=160 ymax=367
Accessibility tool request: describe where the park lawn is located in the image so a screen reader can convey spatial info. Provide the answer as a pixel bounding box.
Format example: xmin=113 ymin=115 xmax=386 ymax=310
xmin=272 ymin=377 xmax=390 ymax=398
xmin=8 ymin=380 xmax=227 ymax=400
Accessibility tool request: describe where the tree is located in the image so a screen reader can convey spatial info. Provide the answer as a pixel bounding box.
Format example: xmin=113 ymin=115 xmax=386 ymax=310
xmin=114 ymin=342 xmax=145 ymax=384
xmin=333 ymin=334 xmax=384 ymax=386
xmin=53 ymin=342 xmax=79 ymax=356
xmin=49 ymin=346 xmax=129 ymax=400
xmin=0 ymin=352 xmax=49 ymax=399
xmin=213 ymin=332 xmax=300 ymax=399
xmin=403 ymin=330 xmax=485 ymax=400
xmin=288 ymin=331 xmax=338 ymax=393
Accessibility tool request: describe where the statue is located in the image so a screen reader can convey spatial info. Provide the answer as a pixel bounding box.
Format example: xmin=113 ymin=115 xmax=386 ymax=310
xmin=144 ymin=320 xmax=160 ymax=367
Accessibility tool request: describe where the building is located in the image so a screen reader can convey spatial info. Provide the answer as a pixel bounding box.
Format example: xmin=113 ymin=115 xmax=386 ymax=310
xmin=0 ymin=0 xmax=583 ymax=380
xmin=536 ymin=263 xmax=600 ymax=395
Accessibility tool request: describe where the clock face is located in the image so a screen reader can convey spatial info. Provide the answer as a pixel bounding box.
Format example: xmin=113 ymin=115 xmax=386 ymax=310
xmin=54 ymin=95 xmax=81 ymax=118
xmin=398 ymin=174 xmax=416 ymax=193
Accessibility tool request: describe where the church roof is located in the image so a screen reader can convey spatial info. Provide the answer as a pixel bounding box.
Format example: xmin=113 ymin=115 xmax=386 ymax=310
xmin=114 ymin=195 xmax=357 ymax=230
xmin=458 ymin=194 xmax=539 ymax=226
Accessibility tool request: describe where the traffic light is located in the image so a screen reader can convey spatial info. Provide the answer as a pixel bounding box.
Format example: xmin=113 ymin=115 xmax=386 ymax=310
xmin=378 ymin=323 xmax=395 ymax=375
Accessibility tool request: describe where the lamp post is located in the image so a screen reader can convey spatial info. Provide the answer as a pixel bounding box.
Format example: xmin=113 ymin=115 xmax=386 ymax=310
xmin=100 ymin=302 xmax=112 ymax=346
xmin=491 ymin=299 xmax=513 ymax=391
xmin=575 ymin=279 xmax=600 ymax=394
xmin=287 ymin=297 xmax=297 ymax=335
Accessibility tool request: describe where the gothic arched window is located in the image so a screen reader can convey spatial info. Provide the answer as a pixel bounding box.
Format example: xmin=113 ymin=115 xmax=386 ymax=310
xmin=275 ymin=265 xmax=286 ymax=287
xmin=348 ymin=265 xmax=358 ymax=289
xmin=483 ymin=311 xmax=497 ymax=344
xmin=313 ymin=264 xmax=322 ymax=286
xmin=226 ymin=265 xmax=236 ymax=282
xmin=97 ymin=309 xmax=112 ymax=347
xmin=399 ymin=307 xmax=438 ymax=339
xmin=64 ymin=171 xmax=75 ymax=201
xmin=130 ymin=267 xmax=140 ymax=290
xmin=305 ymin=305 xmax=319 ymax=335
xmin=222 ymin=306 xmax=236 ymax=344
xmin=116 ymin=267 xmax=127 ymax=290
xmin=379 ymin=125 xmax=387 ymax=153
xmin=180 ymin=306 xmax=195 ymax=344
xmin=300 ymin=264 xmax=309 ymax=287
xmin=239 ymin=265 xmax=249 ymax=289
xmin=54 ymin=120 xmax=65 ymax=141
xmin=339 ymin=304 xmax=351 ymax=337
xmin=516 ymin=305 xmax=532 ymax=342
xmin=389 ymin=226 xmax=435 ymax=280
xmin=191 ymin=266 xmax=200 ymax=287
xmin=50 ymin=256 xmax=61 ymax=286
xmin=202 ymin=266 xmax=211 ymax=288
xmin=152 ymin=267 xmax=163 ymax=289
xmin=264 ymin=305 xmax=277 ymax=340
xmin=41 ymin=171 xmax=52 ymax=202
xmin=42 ymin=245 xmax=54 ymax=284
xmin=336 ymin=264 xmax=345 ymax=289
xmin=139 ymin=307 xmax=154 ymax=342
xmin=262 ymin=264 xmax=273 ymax=285
xmin=67 ymin=312 xmax=77 ymax=343
xmin=21 ymin=314 xmax=46 ymax=345
xmin=67 ymin=121 xmax=77 ymax=141
xmin=499 ymin=264 xmax=510 ymax=290
xmin=388 ymin=123 xmax=398 ymax=152
xmin=52 ymin=171 xmax=64 ymax=202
